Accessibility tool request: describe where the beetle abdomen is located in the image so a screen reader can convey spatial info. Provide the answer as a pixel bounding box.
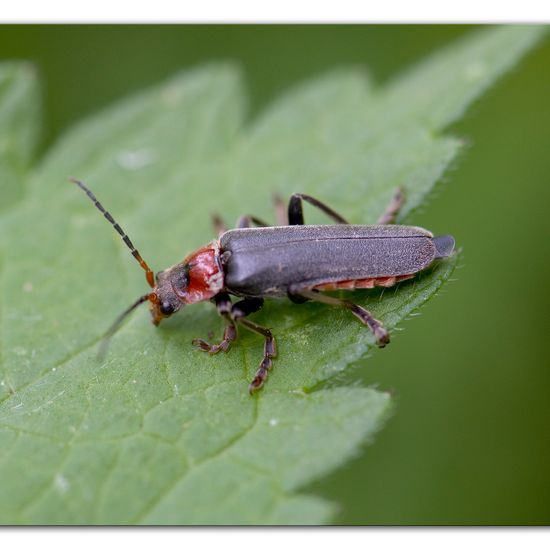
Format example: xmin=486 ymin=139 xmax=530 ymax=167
xmin=313 ymin=273 xmax=415 ymax=291
xmin=221 ymin=225 xmax=442 ymax=298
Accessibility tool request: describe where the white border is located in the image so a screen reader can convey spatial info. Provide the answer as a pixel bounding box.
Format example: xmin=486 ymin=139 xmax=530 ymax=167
xmin=3 ymin=528 xmax=550 ymax=550
xmin=1 ymin=3 xmax=548 ymax=543
xmin=0 ymin=0 xmax=550 ymax=23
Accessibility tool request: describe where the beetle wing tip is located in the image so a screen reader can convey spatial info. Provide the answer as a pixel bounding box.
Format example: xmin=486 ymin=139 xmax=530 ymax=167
xmin=433 ymin=235 xmax=455 ymax=259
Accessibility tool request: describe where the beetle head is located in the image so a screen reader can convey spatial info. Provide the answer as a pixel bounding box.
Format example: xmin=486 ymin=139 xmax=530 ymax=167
xmin=149 ymin=264 xmax=188 ymax=325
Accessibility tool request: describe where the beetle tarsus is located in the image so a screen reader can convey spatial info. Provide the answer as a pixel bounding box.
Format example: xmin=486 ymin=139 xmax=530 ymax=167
xmin=374 ymin=326 xmax=390 ymax=347
xmin=248 ymin=369 xmax=268 ymax=394
xmin=248 ymin=356 xmax=274 ymax=394
xmin=192 ymin=293 xmax=237 ymax=353
xmin=192 ymin=322 xmax=236 ymax=353
xmin=347 ymin=303 xmax=390 ymax=347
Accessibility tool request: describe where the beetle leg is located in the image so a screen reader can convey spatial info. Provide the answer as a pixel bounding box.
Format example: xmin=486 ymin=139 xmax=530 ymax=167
xmin=295 ymin=289 xmax=390 ymax=347
xmin=192 ymin=293 xmax=237 ymax=353
xmin=236 ymin=192 xmax=350 ymax=228
xmin=192 ymin=296 xmax=275 ymax=392
xmin=228 ymin=297 xmax=275 ymax=393
xmin=377 ymin=187 xmax=405 ymax=225
xmin=288 ymin=193 xmax=350 ymax=225
xmin=231 ymin=297 xmax=265 ymax=319
xmin=273 ymin=193 xmax=287 ymax=225
xmin=211 ymin=214 xmax=228 ymax=237
xmin=235 ymin=316 xmax=277 ymax=394
xmin=237 ymin=215 xmax=270 ymax=228
xmin=192 ymin=322 xmax=237 ymax=354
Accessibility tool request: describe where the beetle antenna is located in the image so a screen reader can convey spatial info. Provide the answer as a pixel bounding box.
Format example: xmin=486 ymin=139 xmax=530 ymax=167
xmin=69 ymin=177 xmax=155 ymax=288
xmin=98 ymin=293 xmax=153 ymax=359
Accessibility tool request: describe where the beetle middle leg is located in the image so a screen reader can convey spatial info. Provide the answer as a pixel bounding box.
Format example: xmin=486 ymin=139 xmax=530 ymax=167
xmin=294 ymin=289 xmax=390 ymax=347
xmin=212 ymin=211 xmax=271 ymax=236
xmin=288 ymin=193 xmax=350 ymax=225
xmin=236 ymin=317 xmax=277 ymax=394
xmin=229 ymin=298 xmax=277 ymax=393
xmin=220 ymin=192 xmax=351 ymax=231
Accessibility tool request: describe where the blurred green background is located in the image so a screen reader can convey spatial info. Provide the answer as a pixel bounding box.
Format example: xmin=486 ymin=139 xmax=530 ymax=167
xmin=0 ymin=25 xmax=548 ymax=525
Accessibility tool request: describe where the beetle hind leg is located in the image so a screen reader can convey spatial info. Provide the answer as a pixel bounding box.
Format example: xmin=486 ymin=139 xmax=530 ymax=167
xmin=348 ymin=302 xmax=390 ymax=346
xmin=377 ymin=186 xmax=405 ymax=225
xmin=295 ymin=289 xmax=390 ymax=347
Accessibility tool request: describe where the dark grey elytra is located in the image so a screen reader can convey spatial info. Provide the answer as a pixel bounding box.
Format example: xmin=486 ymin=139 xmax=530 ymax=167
xmin=222 ymin=224 xmax=454 ymax=298
xmin=70 ymin=180 xmax=455 ymax=394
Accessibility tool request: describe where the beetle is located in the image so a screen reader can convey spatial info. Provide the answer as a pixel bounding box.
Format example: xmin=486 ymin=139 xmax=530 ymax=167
xmin=70 ymin=178 xmax=455 ymax=393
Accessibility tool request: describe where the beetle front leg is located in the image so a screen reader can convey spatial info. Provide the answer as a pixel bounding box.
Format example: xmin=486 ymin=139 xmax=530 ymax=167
xmin=377 ymin=187 xmax=405 ymax=225
xmin=295 ymin=289 xmax=390 ymax=347
xmin=192 ymin=322 xmax=237 ymax=354
xmin=192 ymin=293 xmax=237 ymax=354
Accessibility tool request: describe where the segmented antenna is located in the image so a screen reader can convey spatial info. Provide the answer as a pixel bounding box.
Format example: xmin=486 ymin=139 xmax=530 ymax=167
xmin=69 ymin=177 xmax=155 ymax=287
xmin=98 ymin=293 xmax=153 ymax=359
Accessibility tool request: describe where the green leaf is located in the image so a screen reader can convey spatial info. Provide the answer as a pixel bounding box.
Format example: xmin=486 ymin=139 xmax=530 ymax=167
xmin=0 ymin=26 xmax=543 ymax=524
xmin=0 ymin=62 xmax=41 ymax=212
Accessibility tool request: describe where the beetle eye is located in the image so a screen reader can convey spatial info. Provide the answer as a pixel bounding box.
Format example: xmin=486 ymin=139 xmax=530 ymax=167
xmin=159 ymin=301 xmax=175 ymax=316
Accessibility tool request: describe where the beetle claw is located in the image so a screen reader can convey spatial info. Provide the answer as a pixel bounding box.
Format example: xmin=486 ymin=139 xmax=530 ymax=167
xmin=192 ymin=337 xmax=231 ymax=354
xmin=248 ymin=375 xmax=265 ymax=394
xmin=192 ymin=338 xmax=215 ymax=353
xmin=375 ymin=327 xmax=390 ymax=347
